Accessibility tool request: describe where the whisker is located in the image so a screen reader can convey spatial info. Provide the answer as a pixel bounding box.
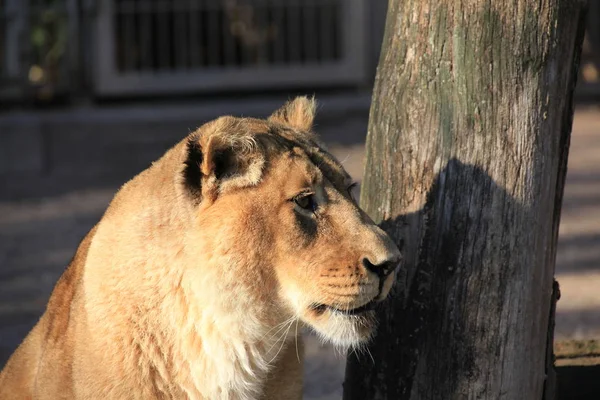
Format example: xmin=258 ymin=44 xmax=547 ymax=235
xmin=295 ymin=319 xmax=300 ymax=363
xmin=322 ymin=292 xmax=360 ymax=298
xmin=339 ymin=153 xmax=351 ymax=165
xmin=268 ymin=318 xmax=296 ymax=364
xmin=263 ymin=315 xmax=297 ymax=349
xmin=261 ymin=317 xmax=294 ymax=340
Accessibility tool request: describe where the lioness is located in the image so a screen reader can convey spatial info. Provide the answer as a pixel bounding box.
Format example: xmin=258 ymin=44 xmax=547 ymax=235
xmin=0 ymin=97 xmax=401 ymax=400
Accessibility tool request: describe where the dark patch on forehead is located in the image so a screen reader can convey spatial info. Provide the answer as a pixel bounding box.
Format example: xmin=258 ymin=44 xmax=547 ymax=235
xmin=248 ymin=123 xmax=350 ymax=189
xmin=256 ymin=126 xmax=299 ymax=155
xmin=305 ymin=148 xmax=350 ymax=190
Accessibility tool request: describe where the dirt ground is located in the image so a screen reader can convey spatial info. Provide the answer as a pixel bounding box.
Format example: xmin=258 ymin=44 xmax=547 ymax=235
xmin=554 ymin=107 xmax=600 ymax=340
xmin=0 ymin=103 xmax=598 ymax=399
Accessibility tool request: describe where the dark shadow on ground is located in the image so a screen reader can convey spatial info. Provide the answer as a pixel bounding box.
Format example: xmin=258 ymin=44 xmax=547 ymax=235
xmin=557 ymin=364 xmax=600 ymax=400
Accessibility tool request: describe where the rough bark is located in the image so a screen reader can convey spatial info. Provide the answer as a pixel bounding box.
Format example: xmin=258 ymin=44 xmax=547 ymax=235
xmin=344 ymin=1 xmax=587 ymax=399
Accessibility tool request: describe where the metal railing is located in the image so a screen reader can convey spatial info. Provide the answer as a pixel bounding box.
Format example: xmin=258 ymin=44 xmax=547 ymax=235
xmin=2 ymin=1 xmax=598 ymax=102
xmin=93 ymin=0 xmax=367 ymax=95
xmin=0 ymin=0 xmax=368 ymax=101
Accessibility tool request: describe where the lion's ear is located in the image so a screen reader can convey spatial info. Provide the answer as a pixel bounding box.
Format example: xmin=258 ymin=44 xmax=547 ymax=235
xmin=183 ymin=126 xmax=264 ymax=203
xmin=268 ymin=96 xmax=316 ymax=131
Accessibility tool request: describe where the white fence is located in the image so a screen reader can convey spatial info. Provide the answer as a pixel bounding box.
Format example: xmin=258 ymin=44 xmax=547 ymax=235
xmin=93 ymin=0 xmax=368 ymax=95
xmin=3 ymin=1 xmax=597 ymax=100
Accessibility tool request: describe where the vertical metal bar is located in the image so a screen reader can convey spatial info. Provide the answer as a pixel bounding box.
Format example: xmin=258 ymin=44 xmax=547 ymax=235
xmin=158 ymin=0 xmax=170 ymax=70
xmin=303 ymin=0 xmax=317 ymax=64
xmin=342 ymin=0 xmax=367 ymax=81
xmin=237 ymin=2 xmax=251 ymax=66
xmin=174 ymin=0 xmax=187 ymax=69
xmin=319 ymin=0 xmax=334 ymax=62
xmin=271 ymin=0 xmax=284 ymax=64
xmin=189 ymin=0 xmax=201 ymax=68
xmin=122 ymin=1 xmax=136 ymax=71
xmin=287 ymin=0 xmax=300 ymax=63
xmin=332 ymin=0 xmax=342 ymax=60
xmin=138 ymin=0 xmax=151 ymax=71
xmin=206 ymin=0 xmax=220 ymax=66
xmin=297 ymin=1 xmax=305 ymax=63
xmin=221 ymin=0 xmax=236 ymax=67
xmin=65 ymin=0 xmax=80 ymax=93
xmin=263 ymin=0 xmax=272 ymax=64
xmin=94 ymin=0 xmax=122 ymax=92
xmin=254 ymin=2 xmax=267 ymax=65
xmin=79 ymin=0 xmax=98 ymax=95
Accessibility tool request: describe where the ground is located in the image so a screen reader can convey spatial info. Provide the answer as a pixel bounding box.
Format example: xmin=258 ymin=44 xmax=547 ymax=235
xmin=554 ymin=107 xmax=600 ymax=339
xmin=0 ymin=98 xmax=598 ymax=399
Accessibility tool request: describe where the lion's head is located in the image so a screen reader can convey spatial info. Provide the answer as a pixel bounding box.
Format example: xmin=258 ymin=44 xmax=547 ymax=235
xmin=181 ymin=97 xmax=401 ymax=348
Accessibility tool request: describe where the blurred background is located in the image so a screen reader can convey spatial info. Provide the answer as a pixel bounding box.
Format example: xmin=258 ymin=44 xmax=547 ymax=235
xmin=0 ymin=1 xmax=599 ymax=399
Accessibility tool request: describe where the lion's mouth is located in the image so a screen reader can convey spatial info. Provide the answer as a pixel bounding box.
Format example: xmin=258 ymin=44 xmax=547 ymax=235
xmin=310 ymin=300 xmax=376 ymax=316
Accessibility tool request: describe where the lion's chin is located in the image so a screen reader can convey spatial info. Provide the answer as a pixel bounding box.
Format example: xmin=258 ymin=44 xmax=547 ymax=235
xmin=302 ymin=307 xmax=377 ymax=349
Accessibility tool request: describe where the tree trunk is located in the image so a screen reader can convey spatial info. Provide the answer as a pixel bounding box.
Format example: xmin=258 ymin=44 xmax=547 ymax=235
xmin=344 ymin=1 xmax=587 ymax=399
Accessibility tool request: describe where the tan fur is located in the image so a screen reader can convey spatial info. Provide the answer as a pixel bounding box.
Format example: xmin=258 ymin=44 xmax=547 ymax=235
xmin=0 ymin=97 xmax=401 ymax=400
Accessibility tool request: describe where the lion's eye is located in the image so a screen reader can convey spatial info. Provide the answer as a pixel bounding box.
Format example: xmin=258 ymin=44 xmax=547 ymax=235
xmin=294 ymin=194 xmax=317 ymax=212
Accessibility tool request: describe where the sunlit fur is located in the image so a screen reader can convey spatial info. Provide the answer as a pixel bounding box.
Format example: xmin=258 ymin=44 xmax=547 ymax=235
xmin=0 ymin=97 xmax=401 ymax=400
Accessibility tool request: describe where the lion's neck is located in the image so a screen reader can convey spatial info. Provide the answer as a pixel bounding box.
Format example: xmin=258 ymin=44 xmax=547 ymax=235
xmin=162 ymin=262 xmax=296 ymax=400
xmin=84 ymin=231 xmax=295 ymax=399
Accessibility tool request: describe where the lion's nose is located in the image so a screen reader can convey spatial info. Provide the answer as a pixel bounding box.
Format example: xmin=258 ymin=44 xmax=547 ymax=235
xmin=362 ymin=257 xmax=399 ymax=277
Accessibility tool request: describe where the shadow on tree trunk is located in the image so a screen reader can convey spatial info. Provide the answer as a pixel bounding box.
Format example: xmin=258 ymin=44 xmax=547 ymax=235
xmin=345 ymin=158 xmax=557 ymax=399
